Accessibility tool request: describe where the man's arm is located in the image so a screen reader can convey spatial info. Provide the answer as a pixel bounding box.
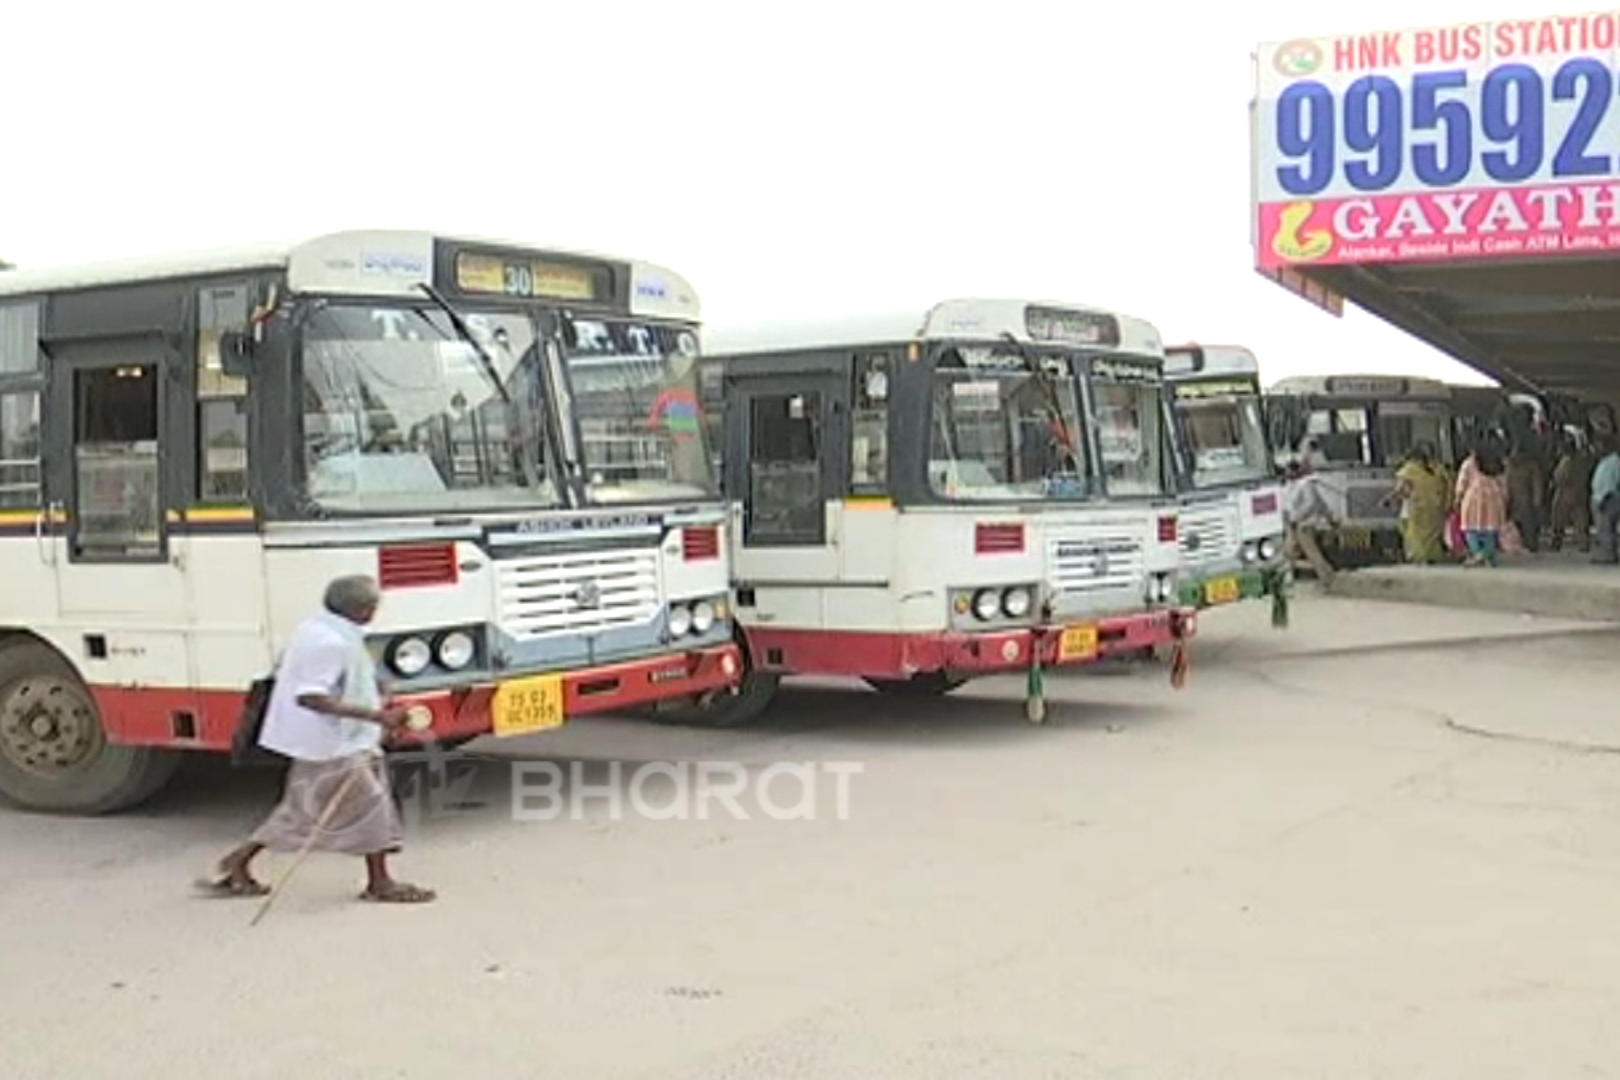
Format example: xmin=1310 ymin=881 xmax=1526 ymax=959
xmin=295 ymin=693 xmax=403 ymax=728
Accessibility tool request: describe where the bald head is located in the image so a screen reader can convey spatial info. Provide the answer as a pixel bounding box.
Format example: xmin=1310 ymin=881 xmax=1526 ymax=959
xmin=324 ymin=575 xmax=381 ymax=624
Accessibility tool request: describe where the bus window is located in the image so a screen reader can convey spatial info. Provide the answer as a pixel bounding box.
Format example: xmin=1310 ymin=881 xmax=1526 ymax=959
xmin=0 ymin=391 xmax=40 ymax=509
xmin=197 ymin=285 xmax=251 ymax=501
xmin=745 ymin=391 xmax=824 ymax=545
xmin=851 ymin=356 xmax=889 ymax=494
xmin=1377 ymin=403 xmax=1449 ymax=465
xmin=199 ymin=398 xmax=249 ymax=500
xmin=0 ymin=302 xmax=42 ymax=510
xmin=74 ymin=364 xmax=162 ymax=558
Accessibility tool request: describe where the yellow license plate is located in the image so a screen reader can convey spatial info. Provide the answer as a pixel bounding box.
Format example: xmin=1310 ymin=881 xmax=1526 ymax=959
xmin=1204 ymin=576 xmax=1241 ymax=605
xmin=1336 ymin=527 xmax=1372 ymax=550
xmin=491 ymin=674 xmax=566 ymax=737
xmin=1058 ymin=625 xmax=1099 ymax=662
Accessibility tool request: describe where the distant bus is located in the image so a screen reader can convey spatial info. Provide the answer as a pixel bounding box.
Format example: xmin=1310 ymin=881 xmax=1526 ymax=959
xmin=1263 ymin=374 xmax=1453 ymax=568
xmin=667 ymin=298 xmax=1195 ymax=727
xmin=1162 ymin=345 xmax=1287 ymax=612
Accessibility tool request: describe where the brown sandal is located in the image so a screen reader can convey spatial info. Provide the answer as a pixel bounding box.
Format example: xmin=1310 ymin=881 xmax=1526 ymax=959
xmin=195 ymin=875 xmax=271 ymax=898
xmin=359 ymin=881 xmax=437 ymax=904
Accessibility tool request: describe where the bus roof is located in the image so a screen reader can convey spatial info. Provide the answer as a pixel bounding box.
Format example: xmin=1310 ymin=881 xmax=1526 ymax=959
xmin=702 ymin=298 xmax=1163 ymax=359
xmin=0 ymin=229 xmax=700 ymax=319
xmin=1266 ymin=373 xmax=1451 ymax=399
xmin=1163 ymin=343 xmax=1259 ymax=380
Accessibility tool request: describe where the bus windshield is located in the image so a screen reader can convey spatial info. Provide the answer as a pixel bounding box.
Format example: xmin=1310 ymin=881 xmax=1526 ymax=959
xmin=1376 ymin=402 xmax=1452 ymax=464
xmin=1091 ymin=376 xmax=1167 ymax=497
xmin=560 ymin=317 xmax=718 ymax=504
xmin=300 ymin=303 xmax=560 ymax=514
xmin=928 ymin=348 xmax=1088 ymax=501
xmin=1176 ymin=390 xmax=1270 ymax=488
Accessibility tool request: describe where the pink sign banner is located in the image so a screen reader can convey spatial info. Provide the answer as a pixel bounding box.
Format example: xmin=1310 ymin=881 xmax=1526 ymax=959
xmin=1257 ymin=181 xmax=1620 ymax=268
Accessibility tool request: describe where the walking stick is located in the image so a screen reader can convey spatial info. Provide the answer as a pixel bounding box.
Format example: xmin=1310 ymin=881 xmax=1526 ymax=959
xmin=249 ymin=759 xmax=369 ymax=927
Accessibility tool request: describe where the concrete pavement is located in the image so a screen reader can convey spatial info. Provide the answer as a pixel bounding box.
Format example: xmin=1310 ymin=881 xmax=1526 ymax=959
xmin=3 ymin=594 xmax=1618 ymax=1079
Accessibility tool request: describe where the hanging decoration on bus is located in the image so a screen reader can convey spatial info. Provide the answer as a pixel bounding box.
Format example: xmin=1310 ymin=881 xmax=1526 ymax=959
xmin=1253 ymin=11 xmax=1620 ymax=269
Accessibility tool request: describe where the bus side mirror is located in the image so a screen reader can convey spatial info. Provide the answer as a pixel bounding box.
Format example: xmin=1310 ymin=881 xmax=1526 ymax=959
xmin=218 ymin=331 xmax=254 ymax=377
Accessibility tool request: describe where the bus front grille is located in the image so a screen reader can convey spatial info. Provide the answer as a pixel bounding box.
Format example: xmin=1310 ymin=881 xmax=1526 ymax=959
xmin=1179 ymin=508 xmax=1236 ymax=568
xmin=1048 ymin=537 xmax=1143 ymax=595
xmin=1345 ymin=485 xmax=1399 ymax=522
xmin=495 ymin=548 xmax=662 ymax=640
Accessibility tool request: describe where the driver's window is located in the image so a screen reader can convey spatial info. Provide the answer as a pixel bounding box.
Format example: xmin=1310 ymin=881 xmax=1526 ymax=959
xmin=745 ymin=392 xmax=824 ymax=546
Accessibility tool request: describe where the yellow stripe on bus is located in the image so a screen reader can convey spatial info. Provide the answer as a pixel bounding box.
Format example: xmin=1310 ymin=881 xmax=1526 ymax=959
xmin=844 ymin=496 xmax=893 ymax=511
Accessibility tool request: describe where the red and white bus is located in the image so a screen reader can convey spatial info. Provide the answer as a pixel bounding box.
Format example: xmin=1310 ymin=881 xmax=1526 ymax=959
xmin=0 ymin=230 xmax=741 ymax=813
xmin=657 ymin=298 xmax=1196 ymax=726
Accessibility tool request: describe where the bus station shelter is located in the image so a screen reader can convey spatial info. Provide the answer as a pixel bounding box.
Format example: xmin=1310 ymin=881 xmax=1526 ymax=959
xmin=1252 ymin=11 xmax=1620 ymax=409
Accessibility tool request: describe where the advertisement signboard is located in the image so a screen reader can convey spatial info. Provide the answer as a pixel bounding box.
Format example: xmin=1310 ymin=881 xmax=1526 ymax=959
xmin=1253 ymin=11 xmax=1620 ymax=269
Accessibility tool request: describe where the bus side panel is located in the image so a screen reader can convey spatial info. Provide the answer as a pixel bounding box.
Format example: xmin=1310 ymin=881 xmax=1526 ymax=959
xmin=185 ymin=532 xmax=273 ymax=691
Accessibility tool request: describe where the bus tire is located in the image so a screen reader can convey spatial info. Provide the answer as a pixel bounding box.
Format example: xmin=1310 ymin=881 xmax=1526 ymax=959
xmin=0 ymin=640 xmax=183 ymax=815
xmin=863 ymin=672 xmax=969 ymax=696
xmin=650 ymin=668 xmax=782 ymax=728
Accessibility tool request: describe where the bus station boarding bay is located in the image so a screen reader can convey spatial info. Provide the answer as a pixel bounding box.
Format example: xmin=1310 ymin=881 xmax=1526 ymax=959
xmin=13 ymin=5 xmax=1620 ymax=1077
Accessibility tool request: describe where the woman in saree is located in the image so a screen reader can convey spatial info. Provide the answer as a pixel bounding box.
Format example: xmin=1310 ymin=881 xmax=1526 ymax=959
xmin=1390 ymin=442 xmax=1449 ymax=564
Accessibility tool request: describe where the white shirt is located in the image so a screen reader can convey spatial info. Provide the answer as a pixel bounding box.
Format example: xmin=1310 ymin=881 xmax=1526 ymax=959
xmin=258 ymin=611 xmax=385 ymax=761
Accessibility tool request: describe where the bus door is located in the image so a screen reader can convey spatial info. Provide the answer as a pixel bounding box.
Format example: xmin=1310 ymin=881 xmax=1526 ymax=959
xmin=43 ymin=336 xmax=190 ymax=626
xmin=723 ymin=372 xmax=846 ymax=618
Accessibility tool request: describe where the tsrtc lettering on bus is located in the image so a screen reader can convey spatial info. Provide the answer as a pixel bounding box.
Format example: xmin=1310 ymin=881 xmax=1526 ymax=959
xmin=1253 ymin=10 xmax=1620 ymax=268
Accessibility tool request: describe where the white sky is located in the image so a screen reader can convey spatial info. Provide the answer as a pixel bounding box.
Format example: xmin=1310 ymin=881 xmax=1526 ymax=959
xmin=3 ymin=0 xmax=1576 ymax=387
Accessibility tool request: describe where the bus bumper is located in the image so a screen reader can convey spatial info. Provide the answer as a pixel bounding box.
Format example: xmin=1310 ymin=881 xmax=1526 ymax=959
xmin=391 ymin=643 xmax=744 ymax=744
xmin=1177 ymin=565 xmax=1286 ymax=610
xmin=744 ymin=608 xmax=1195 ymax=680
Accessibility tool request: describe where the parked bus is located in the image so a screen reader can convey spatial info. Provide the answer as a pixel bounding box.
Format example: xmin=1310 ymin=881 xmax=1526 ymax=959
xmin=0 ymin=230 xmax=741 ymax=814
xmin=1162 ymin=345 xmax=1287 ymax=615
xmin=1262 ymin=374 xmax=1453 ymax=568
xmin=657 ymin=298 xmax=1195 ymax=727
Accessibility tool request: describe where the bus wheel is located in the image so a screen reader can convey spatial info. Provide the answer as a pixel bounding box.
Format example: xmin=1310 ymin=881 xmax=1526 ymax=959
xmin=863 ymin=672 xmax=969 ymax=696
xmin=650 ymin=668 xmax=782 ymax=728
xmin=0 ymin=641 xmax=182 ymax=815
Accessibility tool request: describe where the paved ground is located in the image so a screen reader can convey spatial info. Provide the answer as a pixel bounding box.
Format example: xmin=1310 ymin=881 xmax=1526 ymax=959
xmin=5 ymin=596 xmax=1620 ymax=1079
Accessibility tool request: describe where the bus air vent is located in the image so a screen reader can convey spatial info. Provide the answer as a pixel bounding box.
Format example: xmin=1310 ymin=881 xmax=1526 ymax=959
xmin=379 ymin=543 xmax=459 ymax=589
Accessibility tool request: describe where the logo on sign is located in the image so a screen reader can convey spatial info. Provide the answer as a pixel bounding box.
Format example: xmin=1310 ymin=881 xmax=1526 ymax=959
xmin=1272 ymin=39 xmax=1323 ymax=78
xmin=1270 ymin=200 xmax=1335 ymax=262
xmin=361 ymin=252 xmax=428 ymax=278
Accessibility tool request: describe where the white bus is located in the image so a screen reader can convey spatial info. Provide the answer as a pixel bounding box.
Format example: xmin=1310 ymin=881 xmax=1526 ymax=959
xmin=1263 ymin=374 xmax=1453 ymax=567
xmin=1162 ymin=345 xmax=1287 ymax=613
xmin=0 ymin=230 xmax=741 ymax=814
xmin=661 ymin=298 xmax=1195 ymax=727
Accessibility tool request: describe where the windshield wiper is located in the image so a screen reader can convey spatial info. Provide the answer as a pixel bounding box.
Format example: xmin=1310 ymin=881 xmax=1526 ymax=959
xmin=999 ymin=333 xmax=1080 ymax=466
xmin=415 ymin=283 xmax=511 ymax=405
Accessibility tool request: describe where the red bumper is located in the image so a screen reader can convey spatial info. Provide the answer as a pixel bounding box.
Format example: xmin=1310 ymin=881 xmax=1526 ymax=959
xmin=391 ymin=642 xmax=745 ymax=745
xmin=744 ymin=608 xmax=1195 ymax=680
xmin=92 ymin=642 xmax=743 ymax=751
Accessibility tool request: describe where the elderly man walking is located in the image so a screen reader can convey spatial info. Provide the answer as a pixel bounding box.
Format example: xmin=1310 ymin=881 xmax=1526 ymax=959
xmin=204 ymin=574 xmax=436 ymax=904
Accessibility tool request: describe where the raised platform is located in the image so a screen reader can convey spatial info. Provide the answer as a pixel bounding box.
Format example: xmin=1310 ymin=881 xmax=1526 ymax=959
xmin=1322 ymin=552 xmax=1620 ymax=622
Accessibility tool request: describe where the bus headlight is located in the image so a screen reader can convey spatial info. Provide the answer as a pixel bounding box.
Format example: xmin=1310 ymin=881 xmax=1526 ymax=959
xmin=668 ymin=605 xmax=694 ymax=637
xmin=389 ymin=636 xmax=433 ymax=678
xmin=972 ymin=589 xmax=1002 ymax=621
xmin=1002 ymin=586 xmax=1033 ymax=619
xmin=1241 ymin=542 xmax=1260 ymax=564
xmin=691 ymin=599 xmax=717 ymax=634
xmin=1257 ymin=537 xmax=1278 ymax=562
xmin=435 ymin=630 xmax=477 ymax=671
